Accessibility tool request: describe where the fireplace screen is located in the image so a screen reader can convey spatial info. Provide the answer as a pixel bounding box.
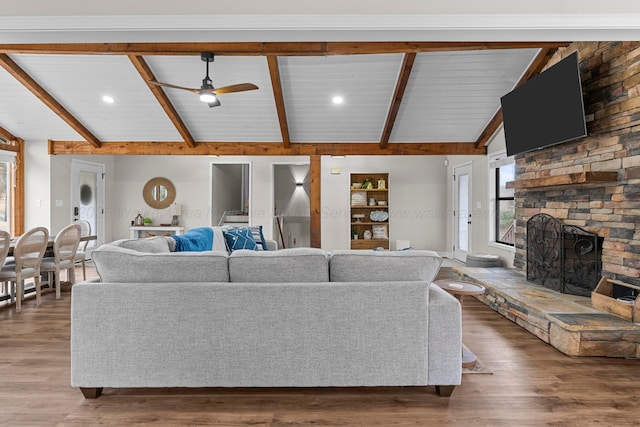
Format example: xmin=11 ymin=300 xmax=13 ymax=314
xmin=526 ymin=213 xmax=603 ymax=296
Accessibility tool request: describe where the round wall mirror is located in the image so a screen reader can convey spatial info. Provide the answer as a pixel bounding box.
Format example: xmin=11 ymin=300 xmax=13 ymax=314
xmin=143 ymin=177 xmax=176 ymax=209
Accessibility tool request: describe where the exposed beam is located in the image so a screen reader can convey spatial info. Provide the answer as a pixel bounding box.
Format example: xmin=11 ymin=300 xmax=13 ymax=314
xmin=49 ymin=140 xmax=486 ymax=156
xmin=0 ymin=125 xmax=18 ymax=143
xmin=266 ymin=56 xmax=291 ymax=149
xmin=128 ymin=55 xmax=196 ymax=148
xmin=0 ymin=42 xmax=571 ymax=57
xmin=309 ymin=155 xmax=321 ymax=248
xmin=380 ymin=52 xmax=416 ymax=148
xmin=474 ymin=47 xmax=560 ymax=149
xmin=0 ymin=54 xmax=101 ymax=148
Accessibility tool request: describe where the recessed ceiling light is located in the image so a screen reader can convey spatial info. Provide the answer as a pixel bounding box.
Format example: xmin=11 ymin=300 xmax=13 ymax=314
xmin=332 ymin=96 xmax=344 ymax=105
xmin=102 ymin=95 xmax=114 ymax=104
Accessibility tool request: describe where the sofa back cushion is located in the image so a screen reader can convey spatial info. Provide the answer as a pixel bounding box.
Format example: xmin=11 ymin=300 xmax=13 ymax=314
xmin=228 ymin=248 xmax=329 ymax=282
xmin=92 ymin=244 xmax=229 ymax=283
xmin=109 ymin=236 xmax=173 ymax=253
xmin=329 ymin=250 xmax=442 ymax=283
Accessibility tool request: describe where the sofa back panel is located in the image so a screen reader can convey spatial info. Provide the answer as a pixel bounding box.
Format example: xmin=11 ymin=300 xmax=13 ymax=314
xmin=228 ymin=248 xmax=329 ymax=282
xmin=71 ymin=280 xmax=432 ymax=388
xmin=109 ymin=236 xmax=172 ymax=253
xmin=329 ymin=250 xmax=442 ymax=283
xmin=92 ymin=245 xmax=229 ymax=283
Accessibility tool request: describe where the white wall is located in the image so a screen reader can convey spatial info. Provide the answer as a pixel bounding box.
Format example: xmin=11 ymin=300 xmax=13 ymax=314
xmin=109 ymin=155 xmax=307 ymax=241
xmin=321 ymin=155 xmax=449 ymax=252
xmin=24 ymin=140 xmax=51 ymax=231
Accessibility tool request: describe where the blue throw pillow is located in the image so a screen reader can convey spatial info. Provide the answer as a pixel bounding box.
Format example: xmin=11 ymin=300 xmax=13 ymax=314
xmin=248 ymin=225 xmax=268 ymax=250
xmin=226 ymin=225 xmax=268 ymax=250
xmin=224 ymin=228 xmax=258 ymax=252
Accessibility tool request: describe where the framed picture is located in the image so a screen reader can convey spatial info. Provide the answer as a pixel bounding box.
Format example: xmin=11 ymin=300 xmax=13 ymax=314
xmin=372 ymin=224 xmax=388 ymax=240
xmin=351 ymin=191 xmax=367 ymax=206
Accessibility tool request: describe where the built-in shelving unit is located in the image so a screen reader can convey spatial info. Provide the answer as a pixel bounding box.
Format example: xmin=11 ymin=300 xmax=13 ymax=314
xmin=350 ymin=173 xmax=389 ymax=250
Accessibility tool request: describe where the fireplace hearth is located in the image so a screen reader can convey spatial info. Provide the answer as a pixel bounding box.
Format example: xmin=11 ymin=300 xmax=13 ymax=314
xmin=526 ymin=213 xmax=603 ymax=297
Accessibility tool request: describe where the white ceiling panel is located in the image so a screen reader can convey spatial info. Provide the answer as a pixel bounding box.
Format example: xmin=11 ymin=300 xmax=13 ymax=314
xmin=0 ymin=63 xmax=82 ymax=141
xmin=9 ymin=54 xmax=182 ymax=142
xmin=144 ymin=55 xmax=281 ymax=142
xmin=278 ymin=54 xmax=403 ymax=142
xmin=390 ymin=49 xmax=540 ymax=142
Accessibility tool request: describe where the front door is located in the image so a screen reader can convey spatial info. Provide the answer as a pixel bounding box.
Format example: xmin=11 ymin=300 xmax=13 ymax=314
xmin=453 ymin=163 xmax=472 ymax=262
xmin=71 ymin=160 xmax=104 ymax=248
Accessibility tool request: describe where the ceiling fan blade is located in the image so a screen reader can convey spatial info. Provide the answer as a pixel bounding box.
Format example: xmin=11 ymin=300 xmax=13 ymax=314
xmin=208 ymin=98 xmax=222 ymax=108
xmin=147 ymin=80 xmax=200 ymax=94
xmin=213 ymin=83 xmax=259 ymax=95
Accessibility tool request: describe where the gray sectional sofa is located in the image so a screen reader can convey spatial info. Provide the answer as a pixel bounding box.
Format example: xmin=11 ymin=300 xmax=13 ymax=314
xmin=71 ymin=238 xmax=462 ymax=398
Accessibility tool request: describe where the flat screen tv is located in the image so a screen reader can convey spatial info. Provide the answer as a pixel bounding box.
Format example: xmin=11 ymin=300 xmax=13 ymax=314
xmin=501 ymin=52 xmax=587 ymax=157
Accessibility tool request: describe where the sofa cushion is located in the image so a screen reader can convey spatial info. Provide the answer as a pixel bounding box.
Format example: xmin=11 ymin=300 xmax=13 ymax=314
xmin=224 ymin=228 xmax=258 ymax=251
xmin=329 ymin=250 xmax=442 ymax=283
xmin=109 ymin=236 xmax=172 ymax=253
xmin=228 ymin=248 xmax=329 ymax=282
xmin=92 ymin=244 xmax=229 ymax=283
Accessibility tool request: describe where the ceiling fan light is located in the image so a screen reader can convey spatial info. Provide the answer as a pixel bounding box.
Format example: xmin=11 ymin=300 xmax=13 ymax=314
xmin=200 ymin=93 xmax=217 ymax=103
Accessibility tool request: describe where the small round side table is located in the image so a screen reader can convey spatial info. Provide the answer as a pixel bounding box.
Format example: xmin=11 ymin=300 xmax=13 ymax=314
xmin=433 ymin=279 xmax=486 ymax=369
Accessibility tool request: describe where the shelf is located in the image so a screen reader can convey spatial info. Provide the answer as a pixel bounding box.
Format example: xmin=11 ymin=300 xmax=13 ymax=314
xmin=350 ymin=188 xmax=388 ymax=192
xmin=350 ymin=205 xmax=388 ymax=209
xmin=351 ymin=222 xmax=389 ymax=225
xmin=506 ymin=171 xmax=617 ymax=189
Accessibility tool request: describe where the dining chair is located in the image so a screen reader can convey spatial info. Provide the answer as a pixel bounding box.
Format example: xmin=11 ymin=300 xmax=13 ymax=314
xmin=41 ymin=223 xmax=82 ymax=300
xmin=73 ymin=220 xmax=92 ymax=280
xmin=0 ymin=230 xmax=11 ymax=296
xmin=0 ymin=227 xmax=49 ymax=312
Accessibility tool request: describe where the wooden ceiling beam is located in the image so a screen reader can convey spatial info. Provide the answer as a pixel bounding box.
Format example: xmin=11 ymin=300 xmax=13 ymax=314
xmin=0 ymin=54 xmax=101 ymax=148
xmin=0 ymin=125 xmax=18 ymax=143
xmin=474 ymin=47 xmax=560 ymax=149
xmin=266 ymin=56 xmax=291 ymax=148
xmin=49 ymin=140 xmax=486 ymax=156
xmin=380 ymin=52 xmax=416 ymax=149
xmin=128 ymin=55 xmax=196 ymax=148
xmin=0 ymin=41 xmax=571 ymax=56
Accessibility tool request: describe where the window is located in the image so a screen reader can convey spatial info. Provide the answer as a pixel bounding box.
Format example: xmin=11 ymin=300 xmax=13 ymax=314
xmin=0 ymin=150 xmax=16 ymax=234
xmin=490 ymin=153 xmax=515 ymax=246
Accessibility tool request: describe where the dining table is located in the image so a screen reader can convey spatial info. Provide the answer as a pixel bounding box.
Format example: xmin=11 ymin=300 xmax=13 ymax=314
xmin=7 ymin=234 xmax=97 ymax=257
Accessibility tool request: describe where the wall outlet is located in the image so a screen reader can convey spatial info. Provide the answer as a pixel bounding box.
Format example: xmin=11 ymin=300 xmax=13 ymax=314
xmin=36 ymin=199 xmax=41 ymax=207
xmin=55 ymin=199 xmax=64 ymax=207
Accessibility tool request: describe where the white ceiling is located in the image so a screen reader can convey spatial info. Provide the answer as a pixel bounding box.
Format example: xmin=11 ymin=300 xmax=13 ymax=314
xmin=1 ymin=8 xmax=639 ymax=150
xmin=0 ymin=49 xmax=540 ymax=145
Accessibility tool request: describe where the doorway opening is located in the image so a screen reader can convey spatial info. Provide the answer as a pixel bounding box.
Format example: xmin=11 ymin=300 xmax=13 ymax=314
xmin=273 ymin=163 xmax=310 ymax=249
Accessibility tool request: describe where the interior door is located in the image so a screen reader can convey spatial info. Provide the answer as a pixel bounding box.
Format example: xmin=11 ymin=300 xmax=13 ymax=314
xmin=453 ymin=163 xmax=472 ymax=262
xmin=71 ymin=160 xmax=104 ymax=248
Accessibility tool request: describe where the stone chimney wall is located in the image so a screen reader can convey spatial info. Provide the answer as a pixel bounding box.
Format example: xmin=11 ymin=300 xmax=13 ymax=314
xmin=513 ymin=42 xmax=640 ymax=286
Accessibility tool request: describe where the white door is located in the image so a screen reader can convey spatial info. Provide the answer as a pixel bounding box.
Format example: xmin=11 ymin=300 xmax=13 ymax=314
xmin=71 ymin=160 xmax=105 ymax=248
xmin=453 ymin=163 xmax=472 ymax=262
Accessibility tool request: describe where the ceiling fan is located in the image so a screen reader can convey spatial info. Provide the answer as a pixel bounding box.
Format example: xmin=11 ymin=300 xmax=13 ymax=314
xmin=147 ymin=52 xmax=258 ymax=108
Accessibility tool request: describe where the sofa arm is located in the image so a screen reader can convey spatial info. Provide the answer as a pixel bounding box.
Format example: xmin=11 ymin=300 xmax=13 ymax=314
xmin=427 ymin=284 xmax=462 ymax=386
xmin=265 ymin=239 xmax=278 ymax=250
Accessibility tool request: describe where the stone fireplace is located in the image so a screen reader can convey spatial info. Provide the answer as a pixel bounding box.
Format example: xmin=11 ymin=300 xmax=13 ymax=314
xmin=511 ymin=41 xmax=640 ymax=290
xmin=526 ymin=213 xmax=603 ymax=296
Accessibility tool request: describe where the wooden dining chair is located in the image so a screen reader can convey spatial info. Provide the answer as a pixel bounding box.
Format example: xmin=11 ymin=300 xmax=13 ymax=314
xmin=41 ymin=223 xmax=82 ymax=300
xmin=73 ymin=220 xmax=92 ymax=281
xmin=0 ymin=227 xmax=49 ymax=312
xmin=0 ymin=230 xmax=11 ymax=296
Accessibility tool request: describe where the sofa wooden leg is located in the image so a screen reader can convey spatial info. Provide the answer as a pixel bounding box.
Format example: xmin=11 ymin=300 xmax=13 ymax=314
xmin=80 ymin=387 xmax=103 ymax=399
xmin=435 ymin=385 xmax=456 ymax=397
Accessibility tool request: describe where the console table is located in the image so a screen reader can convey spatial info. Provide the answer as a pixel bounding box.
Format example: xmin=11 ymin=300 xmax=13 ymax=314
xmin=129 ymin=226 xmax=184 ymax=239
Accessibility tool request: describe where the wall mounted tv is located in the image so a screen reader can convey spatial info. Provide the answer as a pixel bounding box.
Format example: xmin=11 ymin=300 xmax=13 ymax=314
xmin=501 ymin=52 xmax=587 ymax=157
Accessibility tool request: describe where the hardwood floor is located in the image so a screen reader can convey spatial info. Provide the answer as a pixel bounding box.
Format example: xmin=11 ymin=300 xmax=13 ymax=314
xmin=1 ymin=265 xmax=639 ymax=426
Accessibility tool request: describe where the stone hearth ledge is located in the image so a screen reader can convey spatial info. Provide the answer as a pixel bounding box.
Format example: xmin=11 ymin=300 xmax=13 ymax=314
xmin=452 ymin=266 xmax=640 ymax=359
